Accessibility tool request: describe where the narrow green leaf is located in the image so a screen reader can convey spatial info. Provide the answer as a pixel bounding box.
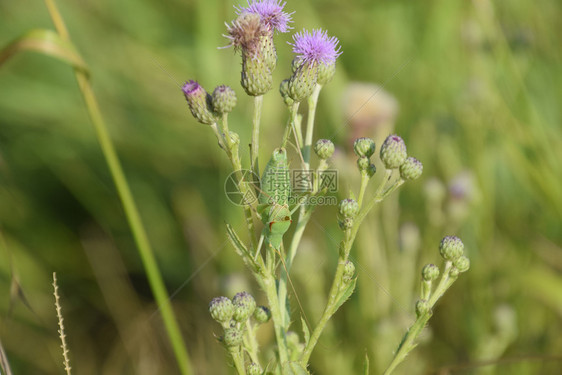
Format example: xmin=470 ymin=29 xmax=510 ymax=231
xmin=301 ymin=317 xmax=310 ymax=347
xmin=0 ymin=28 xmax=88 ymax=73
xmin=363 ymin=351 xmax=370 ymax=375
xmin=334 ymin=278 xmax=357 ymax=312
xmin=282 ymin=362 xmax=310 ymax=375
xmin=225 ymin=223 xmax=260 ymax=272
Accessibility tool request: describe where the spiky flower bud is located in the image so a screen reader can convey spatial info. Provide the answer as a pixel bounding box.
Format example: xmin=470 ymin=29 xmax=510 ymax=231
xmin=317 ymin=60 xmax=336 ymax=85
xmin=439 ymin=236 xmax=464 ymax=261
xmin=380 ymin=134 xmax=407 ymax=169
xmin=209 ymin=296 xmax=234 ymax=324
xmin=247 ymin=363 xmax=262 ymax=375
xmin=367 ymin=163 xmax=377 ymax=178
xmin=400 ymin=157 xmax=423 ymax=180
xmin=212 ymin=85 xmax=237 ymax=114
xmin=353 ymin=137 xmax=376 ymax=158
xmin=339 ymin=198 xmax=359 ymax=218
xmin=232 ymin=291 xmax=256 ymax=322
xmin=182 ymin=80 xmax=216 ymax=125
xmin=453 ymin=255 xmax=470 ymax=273
xmin=288 ymin=29 xmax=341 ymax=102
xmin=343 ymin=261 xmax=355 ymax=283
xmin=288 ymin=61 xmax=318 ymax=102
xmin=357 ymin=156 xmax=370 ymax=171
xmin=279 ymin=79 xmax=294 ymax=107
xmin=338 ymin=217 xmax=354 ymax=231
xmin=254 ymin=305 xmax=271 ymax=324
xmin=223 ymin=327 xmax=243 ymax=347
xmin=415 ymin=299 xmax=430 ymax=317
xmin=314 ymin=139 xmax=335 ymax=160
xmin=242 ymin=52 xmax=274 ymax=96
xmin=421 ymin=264 xmax=440 ymax=281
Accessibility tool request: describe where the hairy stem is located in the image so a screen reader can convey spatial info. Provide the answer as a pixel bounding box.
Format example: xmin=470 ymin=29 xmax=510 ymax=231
xmin=251 ymin=95 xmax=263 ymax=176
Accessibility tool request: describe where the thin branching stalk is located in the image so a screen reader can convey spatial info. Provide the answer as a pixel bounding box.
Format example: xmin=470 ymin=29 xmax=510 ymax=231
xmin=300 ymin=171 xmax=404 ymax=364
xmin=52 ymin=273 xmax=71 ymax=375
xmin=383 ymin=262 xmax=456 ymax=375
xmin=43 ymin=1 xmax=193 ymax=373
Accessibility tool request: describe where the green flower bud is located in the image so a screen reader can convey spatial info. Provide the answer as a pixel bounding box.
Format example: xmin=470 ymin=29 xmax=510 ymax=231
xmin=242 ymin=53 xmax=273 ymax=96
xmin=314 ymin=139 xmax=335 ymax=160
xmin=343 ymin=260 xmax=355 ymax=283
xmin=367 ymin=163 xmax=377 ymax=178
xmin=260 ymin=34 xmax=277 ymax=71
xmin=288 ymin=61 xmax=319 ymax=102
xmin=453 ymin=255 xmax=470 ymax=273
xmin=223 ymin=327 xmax=243 ymax=347
xmin=228 ymin=131 xmax=240 ymax=145
xmin=449 ymin=268 xmax=460 ymax=278
xmin=232 ymin=291 xmax=256 ymax=322
xmin=338 ymin=217 xmax=354 ymax=231
xmin=421 ymin=264 xmax=440 ymax=281
xmin=182 ymin=80 xmax=216 ymax=125
xmin=357 ymin=156 xmax=370 ymax=171
xmin=254 ymin=305 xmax=271 ymax=324
xmin=209 ymin=296 xmax=234 ymax=324
xmin=247 ymin=363 xmax=262 ymax=375
xmin=317 ymin=61 xmax=336 ymax=85
xmin=279 ymin=79 xmax=295 ymax=107
xmin=415 ymin=299 xmax=430 ymax=318
xmin=339 ymin=198 xmax=359 ymax=218
xmin=439 ymin=236 xmax=464 ymax=261
xmin=353 ymin=137 xmax=376 ymax=158
xmin=291 ymin=57 xmax=302 ymax=74
xmin=380 ymin=134 xmax=407 ymax=169
xmin=211 ymin=85 xmax=237 ymax=114
xmin=400 ymin=157 xmax=423 ymax=180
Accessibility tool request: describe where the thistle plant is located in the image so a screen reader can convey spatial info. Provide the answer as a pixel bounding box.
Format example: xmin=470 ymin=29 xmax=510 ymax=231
xmin=181 ymin=1 xmax=470 ymax=373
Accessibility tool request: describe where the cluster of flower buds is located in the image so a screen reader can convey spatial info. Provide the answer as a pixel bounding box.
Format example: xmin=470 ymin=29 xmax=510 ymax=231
xmin=209 ymin=291 xmax=271 ymax=348
xmin=353 ymin=137 xmax=377 ymax=178
xmin=417 ymin=236 xmax=470 ymax=317
xmin=338 ymin=198 xmax=359 ymax=230
xmin=379 ymin=134 xmax=423 ymax=180
xmin=182 ymin=81 xmax=238 ymax=125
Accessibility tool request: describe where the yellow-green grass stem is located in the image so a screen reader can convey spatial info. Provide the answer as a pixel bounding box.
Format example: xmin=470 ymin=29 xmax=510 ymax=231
xmin=44 ymin=1 xmax=193 ymax=373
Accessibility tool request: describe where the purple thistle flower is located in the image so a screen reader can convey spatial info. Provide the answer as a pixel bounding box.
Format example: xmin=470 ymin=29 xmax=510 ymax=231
xmin=182 ymin=80 xmax=203 ymax=96
xmin=236 ymin=0 xmax=293 ymax=33
xmin=290 ymin=29 xmax=342 ymax=66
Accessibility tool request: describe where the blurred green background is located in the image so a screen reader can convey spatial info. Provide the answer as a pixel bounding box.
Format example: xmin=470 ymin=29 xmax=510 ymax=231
xmin=1 ymin=0 xmax=561 ymax=374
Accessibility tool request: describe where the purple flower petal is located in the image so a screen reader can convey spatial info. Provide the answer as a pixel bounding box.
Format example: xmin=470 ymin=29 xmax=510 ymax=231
xmin=236 ymin=0 xmax=293 ymax=33
xmin=290 ymin=29 xmax=342 ymax=65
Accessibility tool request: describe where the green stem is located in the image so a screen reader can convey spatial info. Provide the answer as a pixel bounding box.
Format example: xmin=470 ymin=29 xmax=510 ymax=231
xmin=262 ymin=273 xmax=289 ymax=366
xmin=244 ymin=321 xmax=260 ymax=365
xmin=300 ymin=230 xmax=352 ymax=365
xmin=383 ymin=262 xmax=456 ymax=375
xmin=43 ymin=1 xmax=193 ymax=374
xmin=229 ymin=346 xmax=247 ymax=375
xmin=357 ymin=171 xmax=370 ymax=208
xmin=302 ymin=84 xmax=322 ymax=169
xmin=251 ymin=95 xmax=263 ymax=176
xmin=300 ymin=171 xmax=404 ymax=365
